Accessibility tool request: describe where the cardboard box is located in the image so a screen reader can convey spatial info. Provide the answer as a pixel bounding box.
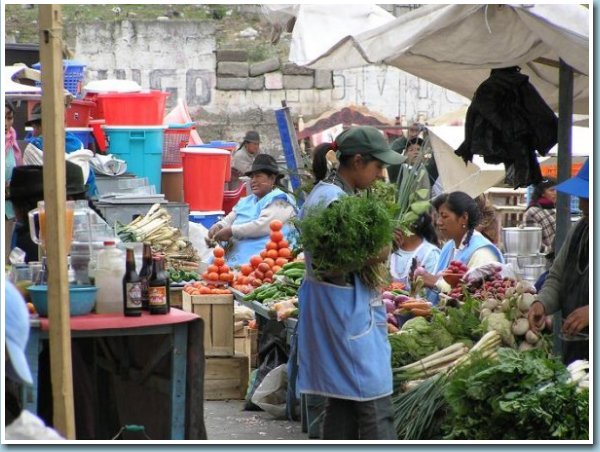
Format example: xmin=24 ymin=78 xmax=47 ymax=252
xmin=204 ymin=353 xmax=249 ymax=400
xmin=182 ymin=291 xmax=234 ymax=356
xmin=169 ymin=287 xmax=183 ymax=308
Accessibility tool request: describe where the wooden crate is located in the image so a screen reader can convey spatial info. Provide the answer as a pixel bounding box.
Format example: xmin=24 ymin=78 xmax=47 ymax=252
xmin=182 ymin=291 xmax=234 ymax=356
xmin=169 ymin=287 xmax=183 ymax=309
xmin=234 ymin=326 xmax=258 ymax=370
xmin=204 ymin=353 xmax=249 ymax=400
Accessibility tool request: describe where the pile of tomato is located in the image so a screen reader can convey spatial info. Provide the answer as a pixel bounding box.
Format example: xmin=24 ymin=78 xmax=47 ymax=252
xmin=232 ymin=220 xmax=293 ymax=291
xmin=200 ymin=246 xmax=235 ymax=283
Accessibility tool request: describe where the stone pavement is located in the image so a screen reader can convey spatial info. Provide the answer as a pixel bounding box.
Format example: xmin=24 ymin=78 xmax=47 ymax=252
xmin=204 ymin=400 xmax=308 ymax=441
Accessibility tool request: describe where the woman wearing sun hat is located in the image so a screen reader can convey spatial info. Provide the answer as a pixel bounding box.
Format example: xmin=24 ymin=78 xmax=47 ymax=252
xmin=528 ymin=159 xmax=589 ymax=364
xmin=208 ymin=153 xmax=297 ymax=267
xmin=297 ymin=126 xmax=406 ymax=440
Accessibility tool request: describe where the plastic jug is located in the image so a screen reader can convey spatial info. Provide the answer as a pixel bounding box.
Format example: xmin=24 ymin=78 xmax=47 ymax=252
xmin=94 ymin=240 xmax=125 ymax=314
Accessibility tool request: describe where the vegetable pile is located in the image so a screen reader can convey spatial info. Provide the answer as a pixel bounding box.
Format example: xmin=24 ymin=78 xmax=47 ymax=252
xmin=442 ymin=348 xmax=589 ymax=440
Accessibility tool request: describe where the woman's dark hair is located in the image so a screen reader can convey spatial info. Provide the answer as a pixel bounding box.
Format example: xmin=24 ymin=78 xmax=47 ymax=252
xmin=312 ymin=142 xmax=377 ymax=182
xmin=432 ymin=191 xmax=480 ymax=246
xmin=531 ymin=178 xmax=556 ymax=203
xmin=411 ymin=213 xmax=439 ymax=248
xmin=5 ymin=101 xmax=15 ymax=114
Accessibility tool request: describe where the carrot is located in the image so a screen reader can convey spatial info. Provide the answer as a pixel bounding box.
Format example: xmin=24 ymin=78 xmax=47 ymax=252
xmin=398 ymin=302 xmax=431 ymax=310
xmin=410 ymin=308 xmax=432 ymax=317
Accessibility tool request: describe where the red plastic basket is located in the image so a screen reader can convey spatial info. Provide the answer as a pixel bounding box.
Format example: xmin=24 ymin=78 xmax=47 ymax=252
xmin=162 ymin=125 xmax=193 ymax=168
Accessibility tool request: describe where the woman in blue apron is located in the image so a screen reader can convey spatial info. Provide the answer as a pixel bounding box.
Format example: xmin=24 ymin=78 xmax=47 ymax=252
xmin=208 ymin=154 xmax=297 ymax=267
xmin=297 ymin=126 xmax=405 ymax=440
xmin=418 ymin=191 xmax=504 ymax=304
xmin=528 ymin=160 xmax=589 ymax=364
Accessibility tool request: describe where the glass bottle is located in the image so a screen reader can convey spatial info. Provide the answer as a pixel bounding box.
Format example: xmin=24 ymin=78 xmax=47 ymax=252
xmin=138 ymin=243 xmax=153 ymax=311
xmin=148 ymin=256 xmax=170 ymax=315
xmin=123 ymin=248 xmax=143 ymax=317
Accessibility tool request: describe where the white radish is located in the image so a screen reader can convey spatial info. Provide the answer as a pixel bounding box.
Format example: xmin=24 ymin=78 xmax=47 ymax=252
xmin=482 ymin=298 xmax=499 ymax=311
xmin=519 ymin=341 xmax=535 ymax=351
xmin=518 ymin=293 xmax=536 ymax=312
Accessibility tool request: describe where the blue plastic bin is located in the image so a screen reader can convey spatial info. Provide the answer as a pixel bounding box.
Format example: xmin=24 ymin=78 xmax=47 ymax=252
xmin=32 ymin=59 xmax=86 ymax=96
xmin=189 ymin=210 xmax=224 ymax=229
xmin=66 ymin=127 xmax=93 ymax=148
xmin=104 ymin=125 xmax=166 ymax=191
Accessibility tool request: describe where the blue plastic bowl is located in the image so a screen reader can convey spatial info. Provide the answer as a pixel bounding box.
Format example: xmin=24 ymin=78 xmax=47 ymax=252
xmin=27 ymin=285 xmax=97 ymax=317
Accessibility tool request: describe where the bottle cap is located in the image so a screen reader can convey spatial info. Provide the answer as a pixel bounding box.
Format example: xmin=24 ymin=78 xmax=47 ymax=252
xmin=103 ymin=240 xmax=116 ymax=246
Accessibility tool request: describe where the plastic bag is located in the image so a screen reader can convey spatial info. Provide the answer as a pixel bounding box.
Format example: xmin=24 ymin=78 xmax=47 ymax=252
xmin=463 ymin=262 xmax=518 ymax=284
xmin=250 ymin=364 xmax=288 ymax=419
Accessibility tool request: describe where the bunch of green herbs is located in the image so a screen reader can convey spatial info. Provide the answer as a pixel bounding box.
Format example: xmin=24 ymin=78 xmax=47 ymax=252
xmin=296 ymin=192 xmax=394 ymax=288
xmin=441 ymin=348 xmax=589 ymax=440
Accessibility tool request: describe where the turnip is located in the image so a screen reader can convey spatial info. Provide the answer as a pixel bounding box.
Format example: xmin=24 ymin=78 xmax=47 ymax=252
xmin=482 ymin=298 xmax=499 ymax=311
xmin=479 ymin=308 xmax=492 ymax=320
xmin=525 ymin=329 xmax=540 ymax=344
xmin=382 ymin=291 xmax=396 ymax=301
xmin=394 ymin=294 xmax=410 ymax=304
xmin=518 ymin=293 xmax=536 ymax=312
xmin=519 ymin=341 xmax=535 ymax=351
xmin=504 ymin=287 xmax=515 ymax=298
xmin=511 ymin=318 xmax=529 ymax=336
xmin=384 ymin=299 xmax=396 ymax=314
xmin=499 ymin=298 xmax=511 ymax=312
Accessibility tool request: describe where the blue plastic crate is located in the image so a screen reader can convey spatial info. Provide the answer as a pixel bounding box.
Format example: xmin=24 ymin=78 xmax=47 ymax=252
xmin=189 ymin=210 xmax=224 ymax=229
xmin=66 ymin=128 xmax=93 ymax=148
xmin=104 ymin=125 xmax=166 ymax=191
xmin=32 ymin=59 xmax=86 ymax=96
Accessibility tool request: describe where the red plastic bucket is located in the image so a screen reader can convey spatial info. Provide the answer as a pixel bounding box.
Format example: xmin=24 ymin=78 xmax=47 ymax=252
xmin=181 ymin=148 xmax=230 ymax=211
xmin=97 ymin=91 xmax=169 ymax=126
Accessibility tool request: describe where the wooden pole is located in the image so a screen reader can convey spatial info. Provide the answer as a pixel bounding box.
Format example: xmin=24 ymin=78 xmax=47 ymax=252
xmin=39 ymin=4 xmax=76 ymax=439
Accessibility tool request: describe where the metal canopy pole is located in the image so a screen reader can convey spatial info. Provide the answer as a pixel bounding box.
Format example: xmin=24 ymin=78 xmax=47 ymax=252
xmin=554 ymin=59 xmax=574 ymax=255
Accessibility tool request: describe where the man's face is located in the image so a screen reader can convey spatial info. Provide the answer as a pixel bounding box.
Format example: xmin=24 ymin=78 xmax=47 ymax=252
xmin=246 ymin=141 xmax=260 ymax=155
xmin=404 ymin=144 xmax=421 ymax=165
xmin=408 ymin=124 xmax=420 ymax=139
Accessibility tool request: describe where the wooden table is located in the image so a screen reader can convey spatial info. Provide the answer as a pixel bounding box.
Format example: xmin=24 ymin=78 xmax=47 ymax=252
xmin=24 ymin=309 xmax=199 ymax=440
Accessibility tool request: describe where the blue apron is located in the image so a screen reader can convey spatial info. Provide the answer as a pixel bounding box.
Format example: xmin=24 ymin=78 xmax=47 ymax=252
xmin=297 ymin=181 xmax=392 ymax=401
xmin=427 ymin=232 xmax=504 ymax=304
xmin=225 ymin=188 xmax=296 ymax=267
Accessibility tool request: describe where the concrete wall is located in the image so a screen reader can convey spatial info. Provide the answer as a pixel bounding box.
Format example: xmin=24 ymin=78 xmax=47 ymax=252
xmin=72 ymin=20 xmax=468 ymax=152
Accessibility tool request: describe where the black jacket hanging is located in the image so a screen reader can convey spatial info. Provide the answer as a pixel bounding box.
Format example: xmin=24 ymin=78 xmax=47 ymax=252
xmin=456 ymin=66 xmax=558 ymax=188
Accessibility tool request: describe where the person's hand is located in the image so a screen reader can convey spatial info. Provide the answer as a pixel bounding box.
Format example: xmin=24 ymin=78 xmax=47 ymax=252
xmin=528 ymin=301 xmax=546 ymax=332
xmin=417 ymin=271 xmax=440 ymax=289
xmin=213 ymin=226 xmax=233 ymax=242
xmin=562 ymin=305 xmax=589 ymax=336
xmin=207 ymin=223 xmax=223 ymax=239
xmin=367 ymin=245 xmax=391 ymax=265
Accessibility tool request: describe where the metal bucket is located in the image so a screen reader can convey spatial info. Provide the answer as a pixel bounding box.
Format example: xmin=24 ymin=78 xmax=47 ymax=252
xmin=502 ymin=227 xmax=542 ymax=255
xmin=522 ymin=264 xmax=546 ymax=281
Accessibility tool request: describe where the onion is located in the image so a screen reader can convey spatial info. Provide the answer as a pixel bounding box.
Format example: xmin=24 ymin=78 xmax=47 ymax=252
xmin=384 ymin=299 xmax=396 ymax=314
xmin=382 ymin=291 xmax=395 ymax=301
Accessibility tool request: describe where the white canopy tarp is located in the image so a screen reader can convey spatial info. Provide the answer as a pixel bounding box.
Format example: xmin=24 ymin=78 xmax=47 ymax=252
xmin=427 ymin=125 xmax=590 ymax=198
xmin=276 ymin=4 xmax=589 ymax=114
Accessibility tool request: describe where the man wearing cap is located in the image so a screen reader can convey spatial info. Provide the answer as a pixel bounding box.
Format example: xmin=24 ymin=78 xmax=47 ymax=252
xmin=207 ymin=153 xmax=296 ymax=267
xmin=5 ymin=278 xmax=64 ymax=440
xmin=9 ymin=162 xmax=89 ymax=262
xmin=25 ymin=103 xmax=97 ymax=198
xmin=296 ymin=126 xmax=405 ymax=440
xmin=528 ymin=159 xmax=589 ymax=364
xmin=230 ymin=130 xmax=261 ymax=189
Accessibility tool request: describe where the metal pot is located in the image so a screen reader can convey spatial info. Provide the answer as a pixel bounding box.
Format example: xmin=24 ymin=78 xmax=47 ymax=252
xmin=517 ymin=254 xmax=545 ymax=267
xmin=522 ymin=264 xmax=546 ymax=281
xmin=504 ymin=253 xmax=522 ymax=273
xmin=502 ymin=227 xmax=542 ymax=255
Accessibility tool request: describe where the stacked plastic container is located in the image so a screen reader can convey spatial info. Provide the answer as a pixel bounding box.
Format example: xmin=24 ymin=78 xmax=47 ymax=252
xmin=97 ymin=90 xmax=170 ymax=191
xmin=161 ymin=123 xmax=194 ymax=203
xmin=183 ymin=141 xmax=238 ymax=228
xmin=29 ymin=60 xmax=95 ymax=148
